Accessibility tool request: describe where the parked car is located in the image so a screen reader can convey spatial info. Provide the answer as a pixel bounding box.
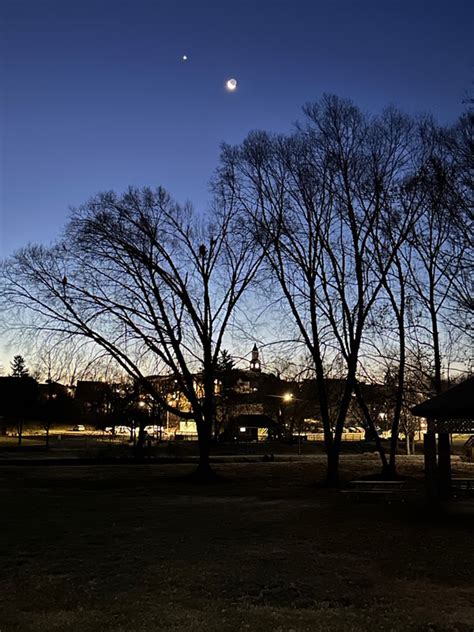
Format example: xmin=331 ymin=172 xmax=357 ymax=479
xmin=115 ymin=425 xmax=131 ymax=435
xmin=72 ymin=424 xmax=85 ymax=432
xmin=144 ymin=425 xmax=163 ymax=435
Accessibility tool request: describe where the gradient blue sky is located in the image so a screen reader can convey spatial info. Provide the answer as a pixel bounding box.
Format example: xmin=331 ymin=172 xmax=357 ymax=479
xmin=0 ymin=0 xmax=473 ymax=367
xmin=2 ymin=0 xmax=473 ymax=260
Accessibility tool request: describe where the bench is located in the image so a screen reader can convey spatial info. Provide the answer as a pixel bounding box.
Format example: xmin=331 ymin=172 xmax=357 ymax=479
xmin=451 ymin=478 xmax=474 ymax=496
xmin=341 ymin=480 xmax=410 ymax=502
xmin=351 ymin=480 xmax=406 ymax=490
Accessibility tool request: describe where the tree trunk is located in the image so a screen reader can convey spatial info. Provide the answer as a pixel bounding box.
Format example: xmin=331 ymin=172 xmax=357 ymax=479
xmin=424 ymin=431 xmax=438 ymax=500
xmin=353 ymin=382 xmax=389 ymax=475
xmin=329 ymin=364 xmax=361 ymax=485
xmin=389 ymin=310 xmax=406 ymax=476
xmin=429 ymin=274 xmax=442 ymax=395
xmin=312 ymin=349 xmax=336 ymax=485
xmin=388 ymin=422 xmax=401 ymax=476
xmin=326 ymin=447 xmax=340 ymax=487
xmin=134 ymin=421 xmax=147 ymax=459
xmin=383 ymin=255 xmax=407 ymax=479
xmin=322 ymin=366 xmax=359 ymax=487
xmin=437 ymin=432 xmax=451 ymax=499
xmin=194 ymin=422 xmax=218 ymax=481
xmin=193 ymin=400 xmax=219 ymax=482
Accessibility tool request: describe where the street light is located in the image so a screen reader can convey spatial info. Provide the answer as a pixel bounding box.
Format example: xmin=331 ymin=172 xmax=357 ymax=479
xmin=279 ymin=393 xmax=294 ymax=441
xmin=282 ymin=392 xmax=302 ymax=452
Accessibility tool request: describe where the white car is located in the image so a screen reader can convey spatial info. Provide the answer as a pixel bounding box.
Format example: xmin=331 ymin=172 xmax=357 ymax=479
xmin=115 ymin=425 xmax=131 ymax=435
xmin=144 ymin=425 xmax=163 ymax=435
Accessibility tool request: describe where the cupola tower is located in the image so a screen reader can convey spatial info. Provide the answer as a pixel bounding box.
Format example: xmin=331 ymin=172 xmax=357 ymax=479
xmin=249 ymin=344 xmax=261 ymax=372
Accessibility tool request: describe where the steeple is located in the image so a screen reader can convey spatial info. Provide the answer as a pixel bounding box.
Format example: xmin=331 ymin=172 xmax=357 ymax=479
xmin=249 ymin=344 xmax=261 ymax=372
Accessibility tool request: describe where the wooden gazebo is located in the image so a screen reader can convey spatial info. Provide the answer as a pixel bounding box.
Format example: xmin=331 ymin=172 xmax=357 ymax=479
xmin=412 ymin=376 xmax=474 ymax=499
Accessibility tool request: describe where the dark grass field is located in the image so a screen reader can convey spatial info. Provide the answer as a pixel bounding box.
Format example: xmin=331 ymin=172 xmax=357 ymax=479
xmin=1 ymin=457 xmax=473 ymax=632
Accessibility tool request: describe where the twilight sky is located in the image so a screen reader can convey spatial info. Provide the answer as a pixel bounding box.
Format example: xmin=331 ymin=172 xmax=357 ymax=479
xmin=1 ymin=0 xmax=473 ymax=261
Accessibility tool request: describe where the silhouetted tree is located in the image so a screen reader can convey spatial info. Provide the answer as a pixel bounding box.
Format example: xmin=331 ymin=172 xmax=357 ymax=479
xmin=10 ymin=355 xmax=29 ymax=378
xmin=2 ymin=187 xmax=262 ymax=479
xmin=405 ymin=119 xmax=469 ymax=395
xmin=217 ymin=349 xmax=236 ymax=373
xmin=213 ymin=349 xmax=238 ymax=439
xmin=216 ymin=96 xmax=427 ymax=484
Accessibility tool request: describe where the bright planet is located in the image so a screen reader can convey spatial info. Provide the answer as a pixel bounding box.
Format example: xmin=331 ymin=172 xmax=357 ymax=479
xmin=226 ymin=78 xmax=237 ymax=91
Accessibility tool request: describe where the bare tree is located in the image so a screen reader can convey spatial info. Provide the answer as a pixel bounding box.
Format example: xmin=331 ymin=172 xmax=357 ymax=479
xmin=442 ymin=112 xmax=474 ymax=346
xmin=1 ymin=187 xmax=262 ymax=479
xmin=405 ymin=118 xmax=471 ymax=395
xmin=216 ymin=96 xmax=424 ymax=484
xmin=29 ymin=338 xmax=116 ymax=386
xmin=361 ymin=114 xmax=471 ymax=475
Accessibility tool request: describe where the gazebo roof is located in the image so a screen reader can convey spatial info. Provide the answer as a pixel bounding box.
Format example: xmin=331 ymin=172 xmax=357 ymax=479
xmin=411 ymin=376 xmax=474 ymax=420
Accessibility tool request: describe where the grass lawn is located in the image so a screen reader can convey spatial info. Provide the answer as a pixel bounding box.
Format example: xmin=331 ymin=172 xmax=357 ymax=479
xmin=0 ymin=457 xmax=473 ymax=631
